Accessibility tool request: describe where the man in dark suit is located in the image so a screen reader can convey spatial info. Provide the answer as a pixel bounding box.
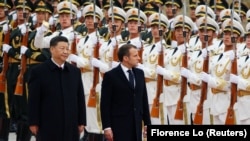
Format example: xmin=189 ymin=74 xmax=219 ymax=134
xmin=28 ymin=36 xmax=86 ymax=141
xmin=100 ymin=44 xmax=151 ymax=141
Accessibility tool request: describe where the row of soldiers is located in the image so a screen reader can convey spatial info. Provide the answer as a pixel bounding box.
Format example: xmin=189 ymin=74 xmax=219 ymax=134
xmin=0 ymin=0 xmax=249 ymax=141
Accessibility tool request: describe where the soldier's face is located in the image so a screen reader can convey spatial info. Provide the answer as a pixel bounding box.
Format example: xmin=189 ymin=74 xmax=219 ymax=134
xmin=85 ymin=16 xmax=99 ymax=30
xmin=165 ymin=4 xmax=178 ymax=18
xmin=16 ymin=8 xmax=30 ymax=20
xmin=108 ymin=19 xmax=123 ymax=33
xmin=0 ymin=7 xmax=4 ymax=19
xmin=174 ymin=27 xmax=190 ymax=45
xmin=59 ymin=13 xmax=71 ymax=29
xmin=246 ymin=34 xmax=250 ymax=48
xmin=36 ymin=11 xmax=50 ymax=24
xmin=151 ymin=25 xmax=166 ymax=38
xmin=198 ymin=29 xmax=215 ymax=44
xmin=127 ymin=20 xmax=139 ymax=34
xmin=223 ymin=31 xmax=239 ymax=46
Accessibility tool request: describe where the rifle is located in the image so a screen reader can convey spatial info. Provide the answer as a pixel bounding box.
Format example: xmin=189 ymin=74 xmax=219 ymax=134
xmin=225 ymin=1 xmax=237 ymax=124
xmin=150 ymin=5 xmax=163 ymax=118
xmin=87 ymin=1 xmax=99 ymax=107
xmin=193 ymin=1 xmax=209 ymax=124
xmin=174 ymin=0 xmax=188 ymax=120
xmin=14 ymin=3 xmax=28 ymax=96
xmin=0 ymin=4 xmax=10 ymax=93
xmin=137 ymin=0 xmax=143 ymax=63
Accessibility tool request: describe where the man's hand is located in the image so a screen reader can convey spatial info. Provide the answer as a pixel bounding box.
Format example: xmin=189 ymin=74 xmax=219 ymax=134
xmin=143 ymin=126 xmax=147 ymax=138
xmin=78 ymin=125 xmax=84 ymax=134
xmin=104 ymin=128 xmax=113 ymax=141
xmin=29 ymin=125 xmax=38 ymax=135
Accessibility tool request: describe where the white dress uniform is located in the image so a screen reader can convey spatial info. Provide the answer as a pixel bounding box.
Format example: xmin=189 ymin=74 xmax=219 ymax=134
xmin=140 ymin=13 xmax=169 ymax=125
xmin=204 ymin=19 xmax=244 ymax=124
xmin=74 ymin=4 xmax=105 ymax=135
xmin=34 ymin=1 xmax=79 ymax=50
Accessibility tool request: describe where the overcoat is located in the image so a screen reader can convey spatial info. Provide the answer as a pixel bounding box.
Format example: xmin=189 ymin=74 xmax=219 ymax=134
xmin=101 ymin=64 xmax=151 ymax=141
xmin=28 ymin=59 xmax=86 ymax=141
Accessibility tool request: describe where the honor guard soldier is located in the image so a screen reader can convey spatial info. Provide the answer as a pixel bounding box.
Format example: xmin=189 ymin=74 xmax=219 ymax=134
xmin=231 ymin=23 xmax=250 ymax=125
xmin=247 ymin=9 xmax=250 ymax=23
xmin=184 ymin=16 xmax=219 ymax=125
xmin=34 ymin=1 xmax=80 ymax=50
xmin=201 ymin=18 xmax=244 ymax=124
xmin=140 ymin=1 xmax=159 ymax=43
xmin=140 ymin=12 xmax=169 ymax=124
xmin=68 ymin=3 xmax=104 ymax=141
xmin=209 ymin=0 xmax=228 ymax=22
xmin=156 ymin=14 xmax=194 ymax=125
xmin=230 ymin=1 xmax=248 ymax=23
xmin=2 ymin=0 xmax=33 ymax=139
xmin=0 ymin=0 xmax=14 ymax=139
xmin=22 ymin=1 xmax=53 ymax=140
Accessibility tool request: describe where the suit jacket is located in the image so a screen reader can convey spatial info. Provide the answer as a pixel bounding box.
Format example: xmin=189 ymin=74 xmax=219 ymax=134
xmin=28 ymin=59 xmax=86 ymax=141
xmin=101 ymin=64 xmax=151 ymax=141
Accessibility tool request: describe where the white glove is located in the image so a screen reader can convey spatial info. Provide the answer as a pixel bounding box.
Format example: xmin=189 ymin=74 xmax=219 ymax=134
xmin=63 ymin=32 xmax=75 ymax=41
xmin=156 ymin=65 xmax=166 ymax=75
xmin=2 ymin=24 xmax=9 ymax=33
xmin=228 ymin=50 xmax=235 ymax=61
xmin=171 ymin=40 xmax=177 ymax=48
xmin=91 ymin=58 xmax=101 ymax=68
xmin=179 ymin=44 xmax=186 ymax=54
xmin=38 ymin=22 xmax=49 ymax=34
xmin=12 ymin=13 xmax=17 ymax=21
xmin=77 ymin=11 xmax=82 ymax=19
xmin=68 ymin=54 xmax=78 ymax=63
xmin=49 ymin=17 xmax=54 ymax=26
xmin=20 ymin=45 xmax=28 ymax=54
xmin=112 ymin=61 xmax=119 ymax=68
xmin=2 ymin=44 xmax=11 ymax=53
xmin=32 ymin=16 xmax=37 ymax=26
xmin=181 ymin=67 xmax=190 ymax=79
xmin=136 ymin=63 xmax=144 ymax=70
xmin=229 ymin=74 xmax=239 ymax=84
xmin=202 ymin=48 xmax=208 ymax=58
xmin=19 ymin=24 xmax=27 ymax=35
xmin=201 ymin=72 xmax=211 ymax=83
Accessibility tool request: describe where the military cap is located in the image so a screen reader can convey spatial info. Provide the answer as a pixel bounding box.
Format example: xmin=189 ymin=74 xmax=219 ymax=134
xmin=189 ymin=0 xmax=205 ymax=8
xmin=172 ymin=15 xmax=194 ymax=31
xmin=123 ymin=0 xmax=139 ymax=12
xmin=108 ymin=6 xmax=126 ymax=22
xmin=15 ymin=0 xmax=33 ymax=11
xmin=195 ymin=5 xmax=216 ymax=20
xmin=245 ymin=23 xmax=250 ymax=35
xmin=222 ymin=18 xmax=244 ymax=37
xmin=34 ymin=0 xmax=53 ymax=14
xmin=126 ymin=8 xmax=147 ymax=24
xmin=164 ymin=0 xmax=182 ymax=9
xmin=141 ymin=2 xmax=159 ymax=15
xmin=82 ymin=0 xmax=92 ymax=6
xmin=247 ymin=9 xmax=250 ymax=23
xmin=0 ymin=0 xmax=13 ymax=9
xmin=82 ymin=4 xmax=103 ymax=21
xmin=148 ymin=13 xmax=169 ymax=29
xmin=219 ymin=9 xmax=241 ymax=23
xmin=57 ymin=1 xmax=78 ymax=15
xmin=230 ymin=1 xmax=248 ymax=17
xmin=103 ymin=0 xmax=122 ymax=9
xmin=196 ymin=16 xmax=219 ymax=32
xmin=209 ymin=0 xmax=228 ymax=10
xmin=147 ymin=0 xmax=164 ymax=5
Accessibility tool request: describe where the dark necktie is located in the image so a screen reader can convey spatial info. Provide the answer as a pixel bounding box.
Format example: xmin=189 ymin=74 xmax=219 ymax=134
xmin=58 ymin=31 xmax=62 ymax=36
xmin=127 ymin=70 xmax=135 ymax=88
xmin=84 ymin=35 xmax=89 ymax=44
xmin=150 ymin=44 xmax=155 ymax=53
xmin=107 ymin=39 xmax=112 ymax=46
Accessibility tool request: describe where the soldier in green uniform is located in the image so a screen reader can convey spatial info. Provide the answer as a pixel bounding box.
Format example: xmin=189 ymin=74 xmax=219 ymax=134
xmin=1 ymin=0 xmax=33 ymax=140
xmin=0 ymin=1 xmax=14 ymax=140
xmin=16 ymin=1 xmax=53 ymax=140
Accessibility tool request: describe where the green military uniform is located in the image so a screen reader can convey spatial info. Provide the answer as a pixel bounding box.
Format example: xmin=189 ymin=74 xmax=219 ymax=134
xmin=0 ymin=0 xmax=14 ymax=140
xmin=4 ymin=0 xmax=33 ymax=140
